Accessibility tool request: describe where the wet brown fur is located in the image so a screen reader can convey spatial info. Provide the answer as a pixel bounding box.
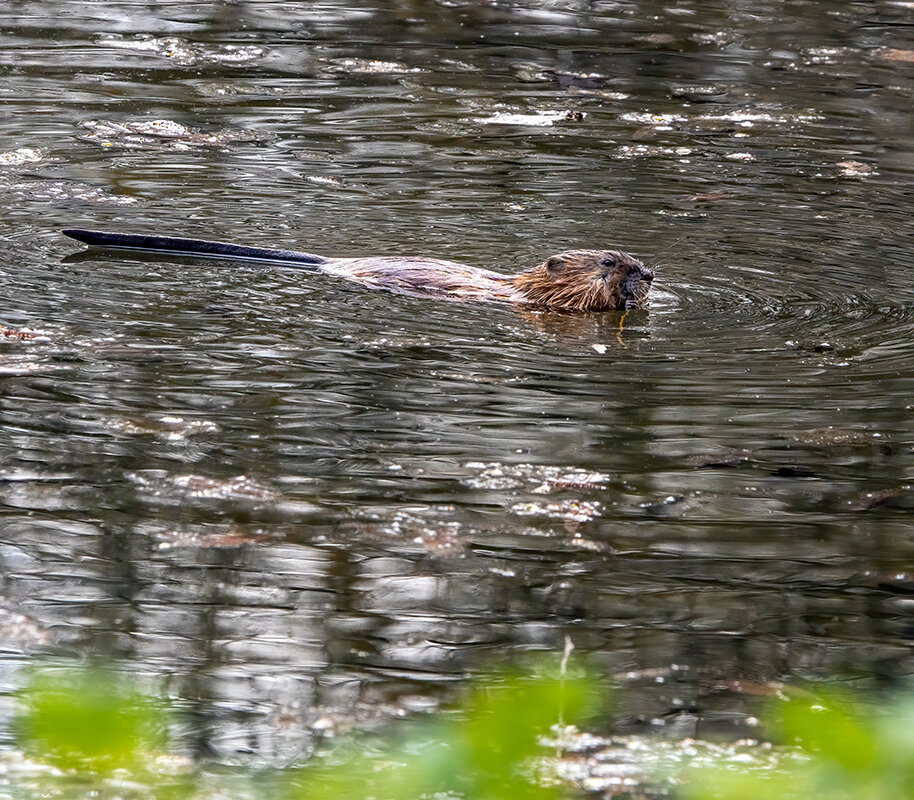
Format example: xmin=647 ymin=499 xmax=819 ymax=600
xmin=328 ymin=249 xmax=652 ymax=312
xmin=510 ymin=249 xmax=652 ymax=312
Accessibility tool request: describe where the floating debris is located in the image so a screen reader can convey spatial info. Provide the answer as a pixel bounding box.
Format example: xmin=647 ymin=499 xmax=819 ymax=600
xmin=511 ymin=499 xmax=602 ymax=522
xmin=0 ymin=468 xmax=76 ymax=483
xmin=348 ymin=509 xmax=466 ymax=556
xmin=306 ymin=175 xmax=343 ymax=186
xmin=195 ymin=82 xmax=286 ymax=98
xmin=128 ymin=471 xmax=278 ymax=502
xmin=0 ymin=357 xmax=65 ymax=376
xmin=0 ymin=176 xmax=138 ymax=205
xmin=620 ymin=112 xmax=688 ymax=127
xmin=108 ymin=415 xmax=219 ymax=442
xmin=567 ymin=87 xmax=629 ymax=100
xmin=683 ymin=192 xmax=733 ymax=202
xmin=79 ymin=119 xmax=269 ymax=151
xmin=849 ymin=485 xmax=911 ymax=512
xmin=617 ymin=144 xmax=693 ymax=158
xmin=785 ymin=339 xmax=841 ymax=355
xmin=474 ymin=109 xmax=584 ymax=127
xmin=1 ymin=327 xmax=38 ymax=341
xmin=636 ymin=32 xmax=676 ymax=46
xmin=343 ymin=334 xmax=435 ymax=354
xmin=321 ymin=58 xmax=424 ymax=75
xmin=410 ymin=525 xmax=464 ymax=556
xmin=543 ymin=727 xmax=804 ymax=797
xmin=836 ymin=160 xmax=875 ymax=177
xmin=875 ymin=48 xmax=914 ymax=63
xmin=669 ymin=84 xmax=730 ymax=102
xmin=690 ymin=30 xmax=738 ymax=47
xmin=685 ymin=449 xmax=751 ymax=469
xmin=98 ymin=34 xmax=263 ymax=66
xmin=462 ymin=462 xmax=610 ymax=493
xmin=788 ymin=427 xmax=886 ymax=448
xmin=512 ymin=62 xmax=605 ymax=83
xmin=803 ymin=46 xmax=859 ymax=65
xmin=622 ymin=110 xmax=821 ymax=136
xmin=151 ymin=526 xmax=271 ymax=550
xmin=0 ymin=147 xmax=43 ymax=166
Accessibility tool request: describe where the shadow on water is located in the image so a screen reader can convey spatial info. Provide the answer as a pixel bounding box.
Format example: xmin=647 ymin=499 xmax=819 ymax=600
xmin=1 ymin=0 xmax=914 ymax=767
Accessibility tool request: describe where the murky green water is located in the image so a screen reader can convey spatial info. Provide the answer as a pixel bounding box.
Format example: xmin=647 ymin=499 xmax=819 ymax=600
xmin=2 ymin=0 xmax=914 ymax=767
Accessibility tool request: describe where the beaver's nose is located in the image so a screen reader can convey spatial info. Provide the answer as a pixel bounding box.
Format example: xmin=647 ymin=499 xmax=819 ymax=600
xmin=640 ymin=268 xmax=654 ymax=282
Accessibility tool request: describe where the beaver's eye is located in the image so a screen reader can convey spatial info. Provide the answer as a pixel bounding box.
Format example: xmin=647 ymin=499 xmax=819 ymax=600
xmin=601 ymin=258 xmax=615 ymax=268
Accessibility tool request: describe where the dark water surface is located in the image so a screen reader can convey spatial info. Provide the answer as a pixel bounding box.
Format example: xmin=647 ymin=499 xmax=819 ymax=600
xmin=2 ymin=0 xmax=914 ymax=765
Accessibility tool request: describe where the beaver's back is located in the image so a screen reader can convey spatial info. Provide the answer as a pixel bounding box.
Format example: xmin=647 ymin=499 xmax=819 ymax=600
xmin=324 ymin=257 xmax=519 ymax=303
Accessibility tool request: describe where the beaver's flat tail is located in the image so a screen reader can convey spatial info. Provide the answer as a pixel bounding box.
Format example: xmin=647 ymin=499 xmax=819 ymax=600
xmin=62 ymin=228 xmax=327 ymax=267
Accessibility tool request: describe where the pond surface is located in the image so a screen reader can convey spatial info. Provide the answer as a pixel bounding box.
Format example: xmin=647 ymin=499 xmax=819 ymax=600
xmin=2 ymin=0 xmax=914 ymax=766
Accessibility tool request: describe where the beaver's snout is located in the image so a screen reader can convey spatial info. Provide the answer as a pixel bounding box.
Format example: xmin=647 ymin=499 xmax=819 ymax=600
xmin=619 ymin=265 xmax=653 ymax=310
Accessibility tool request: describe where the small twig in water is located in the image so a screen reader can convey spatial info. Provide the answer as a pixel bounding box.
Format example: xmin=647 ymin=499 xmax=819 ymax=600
xmin=554 ymin=635 xmax=576 ymax=758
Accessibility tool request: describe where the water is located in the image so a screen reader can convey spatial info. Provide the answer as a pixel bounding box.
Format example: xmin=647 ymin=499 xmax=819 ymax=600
xmin=2 ymin=0 xmax=914 ymax=764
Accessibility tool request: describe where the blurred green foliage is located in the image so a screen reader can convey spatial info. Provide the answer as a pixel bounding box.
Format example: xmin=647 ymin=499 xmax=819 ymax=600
xmin=17 ymin=666 xmax=168 ymax=774
xmin=685 ymin=691 xmax=914 ymax=800
xmin=284 ymin=661 xmax=601 ymax=800
xmin=13 ymin=658 xmax=599 ymax=800
xmin=16 ymin=661 xmax=914 ymax=800
xmin=14 ymin=665 xmax=196 ymax=799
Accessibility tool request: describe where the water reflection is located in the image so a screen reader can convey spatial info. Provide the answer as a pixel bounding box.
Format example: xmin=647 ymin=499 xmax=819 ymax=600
xmin=1 ymin=0 xmax=914 ymax=767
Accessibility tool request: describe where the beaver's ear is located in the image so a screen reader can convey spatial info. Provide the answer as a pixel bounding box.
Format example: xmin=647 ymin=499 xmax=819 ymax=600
xmin=545 ymin=255 xmax=565 ymax=273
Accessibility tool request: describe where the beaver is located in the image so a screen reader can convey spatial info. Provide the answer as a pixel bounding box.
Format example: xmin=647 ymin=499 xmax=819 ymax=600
xmin=62 ymin=229 xmax=653 ymax=313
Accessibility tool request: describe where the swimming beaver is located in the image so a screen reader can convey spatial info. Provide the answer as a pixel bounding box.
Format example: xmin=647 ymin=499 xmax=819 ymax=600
xmin=62 ymin=229 xmax=653 ymax=312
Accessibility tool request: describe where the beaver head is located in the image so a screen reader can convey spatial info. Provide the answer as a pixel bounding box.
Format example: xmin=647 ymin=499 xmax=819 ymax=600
xmin=510 ymin=249 xmax=653 ymax=312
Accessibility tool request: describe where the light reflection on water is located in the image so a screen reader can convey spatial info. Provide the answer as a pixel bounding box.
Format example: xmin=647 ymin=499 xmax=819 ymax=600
xmin=1 ymin=0 xmax=914 ymax=764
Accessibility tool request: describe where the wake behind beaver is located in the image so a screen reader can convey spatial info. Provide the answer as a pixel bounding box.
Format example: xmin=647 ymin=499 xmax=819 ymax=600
xmin=62 ymin=229 xmax=653 ymax=313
